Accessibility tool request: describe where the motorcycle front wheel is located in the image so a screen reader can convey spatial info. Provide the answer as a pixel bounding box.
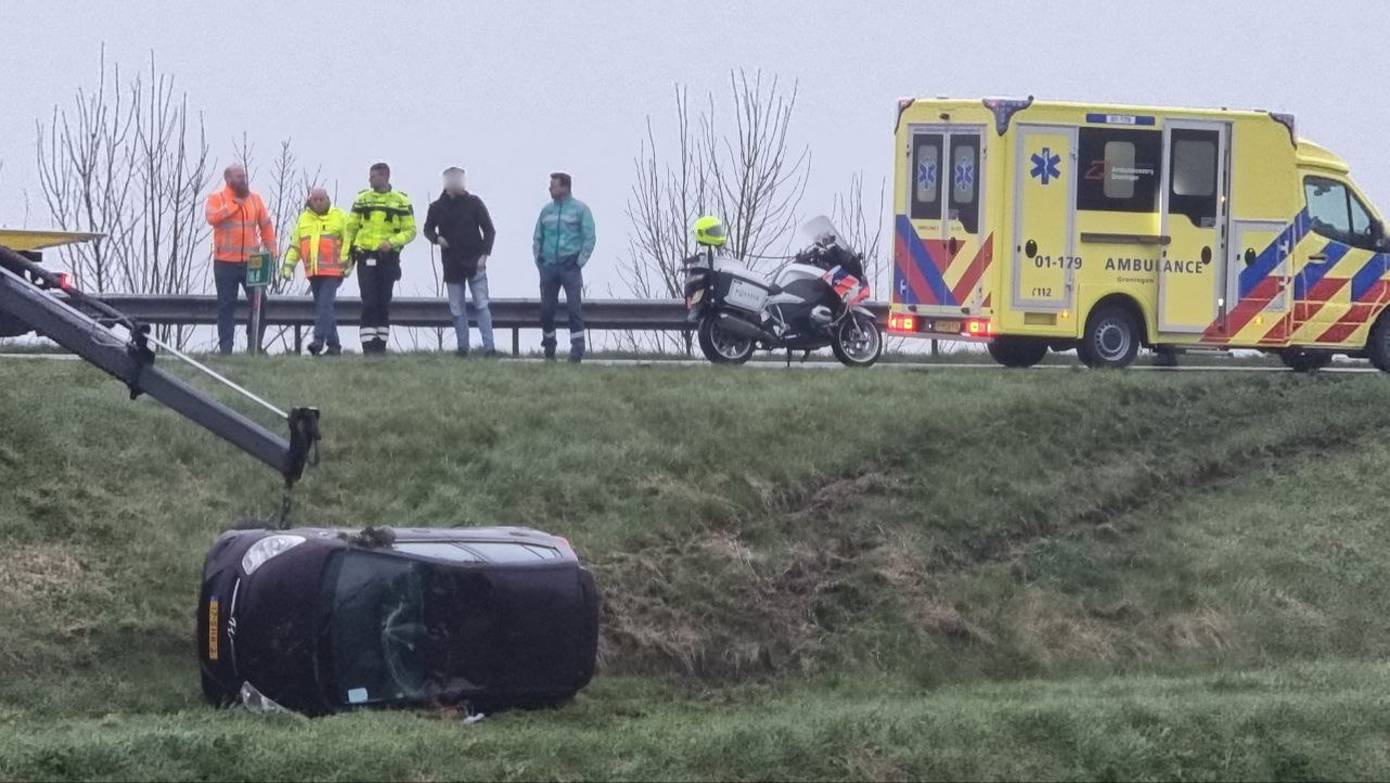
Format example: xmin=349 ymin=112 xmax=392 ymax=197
xmin=697 ymin=314 xmax=755 ymax=365
xmin=831 ymin=312 xmax=882 ymax=367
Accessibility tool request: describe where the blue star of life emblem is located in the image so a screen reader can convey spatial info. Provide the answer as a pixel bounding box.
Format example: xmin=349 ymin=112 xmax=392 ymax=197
xmin=916 ymin=161 xmax=937 ymax=192
xmin=954 ymin=161 xmax=974 ymax=189
xmin=1030 ymin=148 xmax=1062 ymax=185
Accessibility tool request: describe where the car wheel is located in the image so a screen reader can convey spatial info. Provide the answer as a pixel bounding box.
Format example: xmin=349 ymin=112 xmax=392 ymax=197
xmin=987 ymin=338 xmax=1047 ymax=368
xmin=1079 ymin=305 xmax=1140 ymax=369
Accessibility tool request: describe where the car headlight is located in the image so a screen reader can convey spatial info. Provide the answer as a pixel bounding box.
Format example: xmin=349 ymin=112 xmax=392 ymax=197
xmin=241 ymin=535 xmax=306 ymax=575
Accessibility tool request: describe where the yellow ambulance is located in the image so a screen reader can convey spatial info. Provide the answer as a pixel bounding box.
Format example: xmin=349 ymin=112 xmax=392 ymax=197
xmin=888 ymin=97 xmax=1390 ymax=370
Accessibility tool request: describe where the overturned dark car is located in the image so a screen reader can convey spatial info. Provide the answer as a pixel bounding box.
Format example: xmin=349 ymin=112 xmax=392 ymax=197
xmin=198 ymin=526 xmax=599 ymax=716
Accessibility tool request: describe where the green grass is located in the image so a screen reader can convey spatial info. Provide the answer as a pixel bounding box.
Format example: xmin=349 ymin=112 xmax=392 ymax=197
xmin=2 ymin=356 xmax=1390 ymax=779
xmin=6 ymin=666 xmax=1390 ymax=782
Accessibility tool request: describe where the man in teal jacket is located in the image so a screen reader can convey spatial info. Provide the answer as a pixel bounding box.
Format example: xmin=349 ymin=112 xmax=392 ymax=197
xmin=532 ymin=172 xmax=596 ymax=362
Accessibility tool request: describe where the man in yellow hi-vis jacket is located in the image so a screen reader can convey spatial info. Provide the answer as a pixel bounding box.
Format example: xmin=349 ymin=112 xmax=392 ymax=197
xmin=280 ymin=188 xmax=350 ymax=356
xmin=346 ymin=162 xmax=416 ymax=354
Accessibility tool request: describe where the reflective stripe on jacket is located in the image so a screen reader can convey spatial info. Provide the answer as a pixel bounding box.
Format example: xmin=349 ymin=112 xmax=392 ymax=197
xmin=282 ymin=207 xmax=349 ymax=278
xmin=346 ymin=188 xmax=416 ymax=252
xmin=205 ymin=186 xmax=277 ymax=263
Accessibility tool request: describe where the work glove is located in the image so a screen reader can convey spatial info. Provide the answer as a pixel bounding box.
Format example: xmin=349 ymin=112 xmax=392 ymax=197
xmin=477 ymin=254 xmax=488 ymax=273
xmin=279 ymin=266 xmax=294 ymax=282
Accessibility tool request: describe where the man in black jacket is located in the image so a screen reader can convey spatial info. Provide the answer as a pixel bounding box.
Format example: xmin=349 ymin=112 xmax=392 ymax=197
xmin=424 ymin=167 xmax=498 ymax=357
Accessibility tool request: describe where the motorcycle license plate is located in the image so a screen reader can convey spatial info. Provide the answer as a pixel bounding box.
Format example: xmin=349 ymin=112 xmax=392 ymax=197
xmin=725 ymin=279 xmax=767 ymax=311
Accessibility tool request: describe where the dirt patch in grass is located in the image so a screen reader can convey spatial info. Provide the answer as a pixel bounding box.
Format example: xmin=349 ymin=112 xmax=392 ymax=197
xmin=0 ymin=544 xmax=108 ymax=610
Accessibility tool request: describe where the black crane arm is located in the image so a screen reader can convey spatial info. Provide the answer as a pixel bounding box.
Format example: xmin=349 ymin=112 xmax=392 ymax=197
xmin=0 ymin=244 xmax=319 ymax=486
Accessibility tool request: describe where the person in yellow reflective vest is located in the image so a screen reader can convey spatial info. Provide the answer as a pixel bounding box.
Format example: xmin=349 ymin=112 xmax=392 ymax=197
xmin=280 ymin=188 xmax=350 ymax=356
xmin=345 ymin=162 xmax=416 ymax=354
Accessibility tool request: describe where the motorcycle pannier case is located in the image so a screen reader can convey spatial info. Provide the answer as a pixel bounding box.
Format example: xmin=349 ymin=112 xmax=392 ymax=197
xmin=713 ymin=271 xmax=771 ymax=315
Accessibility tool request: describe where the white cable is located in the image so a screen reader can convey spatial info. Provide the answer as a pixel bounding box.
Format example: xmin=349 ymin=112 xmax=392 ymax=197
xmin=140 ymin=330 xmax=288 ymax=420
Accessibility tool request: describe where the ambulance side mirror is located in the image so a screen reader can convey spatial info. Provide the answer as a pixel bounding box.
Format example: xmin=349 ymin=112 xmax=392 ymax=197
xmin=1373 ymin=219 xmax=1390 ymax=251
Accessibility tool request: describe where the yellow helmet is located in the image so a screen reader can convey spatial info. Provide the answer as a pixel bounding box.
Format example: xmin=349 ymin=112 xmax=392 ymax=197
xmin=693 ymin=215 xmax=727 ymax=247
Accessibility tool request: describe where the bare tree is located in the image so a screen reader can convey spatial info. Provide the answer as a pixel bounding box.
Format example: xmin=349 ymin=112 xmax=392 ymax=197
xmin=614 ymin=87 xmax=708 ymax=352
xmin=702 ymin=70 xmax=810 ymax=266
xmin=830 ymin=172 xmax=887 ymax=296
xmin=35 ymin=46 xmax=137 ymax=294
xmin=619 ymin=71 xmax=810 ymax=353
xmin=36 ymin=50 xmax=211 ymax=347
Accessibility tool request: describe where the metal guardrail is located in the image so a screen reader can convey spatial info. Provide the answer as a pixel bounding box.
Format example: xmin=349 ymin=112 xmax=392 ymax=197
xmin=91 ymin=295 xmax=890 ymax=354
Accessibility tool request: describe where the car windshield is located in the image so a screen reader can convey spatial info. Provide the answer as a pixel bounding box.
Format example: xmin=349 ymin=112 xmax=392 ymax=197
xmin=325 ymin=551 xmax=501 ymax=706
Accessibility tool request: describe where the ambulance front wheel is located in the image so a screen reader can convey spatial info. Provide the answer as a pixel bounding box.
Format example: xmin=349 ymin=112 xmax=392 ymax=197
xmin=1078 ymin=305 xmax=1140 ymax=369
xmin=1367 ymin=313 xmax=1390 ymax=372
xmin=987 ymin=338 xmax=1047 ymax=368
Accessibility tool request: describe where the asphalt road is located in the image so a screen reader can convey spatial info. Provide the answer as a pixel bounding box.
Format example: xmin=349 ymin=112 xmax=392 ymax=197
xmin=0 ymin=352 xmax=1381 ymax=373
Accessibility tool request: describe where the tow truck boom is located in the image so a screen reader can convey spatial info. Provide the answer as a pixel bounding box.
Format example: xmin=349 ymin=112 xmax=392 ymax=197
xmin=0 ymin=237 xmax=319 ymax=488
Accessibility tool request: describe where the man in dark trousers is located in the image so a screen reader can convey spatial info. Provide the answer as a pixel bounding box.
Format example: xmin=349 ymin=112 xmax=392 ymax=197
xmin=345 ymin=162 xmax=416 ymax=354
xmin=532 ymin=172 xmax=596 ymax=362
xmin=423 ymin=167 xmax=498 ymax=357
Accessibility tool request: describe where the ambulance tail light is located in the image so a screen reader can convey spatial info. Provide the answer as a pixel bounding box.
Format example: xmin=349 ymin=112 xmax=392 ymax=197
xmin=888 ymin=313 xmax=917 ymax=333
xmin=962 ymin=317 xmax=993 ymax=338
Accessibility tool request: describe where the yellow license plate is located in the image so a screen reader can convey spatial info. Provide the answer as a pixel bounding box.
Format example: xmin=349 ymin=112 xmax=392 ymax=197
xmin=207 ymin=600 xmax=219 ymax=661
xmin=934 ymin=319 xmax=961 ymax=333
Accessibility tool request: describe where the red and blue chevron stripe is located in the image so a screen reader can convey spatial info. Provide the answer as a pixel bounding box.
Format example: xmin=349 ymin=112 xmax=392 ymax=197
xmin=894 ymin=215 xmax=954 ymax=306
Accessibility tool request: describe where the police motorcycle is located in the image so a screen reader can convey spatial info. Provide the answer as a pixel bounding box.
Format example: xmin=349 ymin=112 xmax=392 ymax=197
xmin=682 ymin=215 xmax=882 ymax=367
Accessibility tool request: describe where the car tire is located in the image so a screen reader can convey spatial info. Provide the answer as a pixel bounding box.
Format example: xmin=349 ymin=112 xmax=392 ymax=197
xmin=987 ymin=338 xmax=1048 ymax=368
xmin=697 ymin=314 xmax=754 ymax=365
xmin=1368 ymin=315 xmax=1390 ymax=372
xmin=1078 ymin=305 xmax=1140 ymax=369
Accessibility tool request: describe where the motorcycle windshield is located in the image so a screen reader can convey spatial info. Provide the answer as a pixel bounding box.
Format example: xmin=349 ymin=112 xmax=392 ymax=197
xmin=799 ymin=216 xmax=842 ymax=249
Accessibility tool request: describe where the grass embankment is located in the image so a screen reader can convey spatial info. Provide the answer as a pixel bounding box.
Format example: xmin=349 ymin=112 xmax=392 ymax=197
xmin=2 ymin=357 xmax=1390 ymax=779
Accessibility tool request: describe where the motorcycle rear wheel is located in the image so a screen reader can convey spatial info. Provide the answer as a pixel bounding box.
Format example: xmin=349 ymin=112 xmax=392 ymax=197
xmin=831 ymin=313 xmax=882 ymax=368
xmin=698 ymin=314 xmax=755 ymax=364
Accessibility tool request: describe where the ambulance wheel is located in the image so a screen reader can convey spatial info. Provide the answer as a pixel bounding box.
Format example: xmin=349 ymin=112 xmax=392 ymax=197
xmin=697 ymin=315 xmax=754 ymax=365
xmin=1079 ymin=305 xmax=1140 ymax=369
xmin=1367 ymin=315 xmax=1390 ymax=372
xmin=987 ymin=338 xmax=1047 ymax=368
xmin=1278 ymin=349 xmax=1332 ymax=373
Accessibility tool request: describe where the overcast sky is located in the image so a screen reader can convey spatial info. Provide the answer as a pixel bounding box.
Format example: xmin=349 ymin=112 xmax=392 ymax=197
xmin=3 ymin=0 xmax=1388 ymax=304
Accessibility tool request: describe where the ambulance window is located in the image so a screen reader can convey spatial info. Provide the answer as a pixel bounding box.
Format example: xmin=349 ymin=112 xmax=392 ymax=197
xmin=1103 ymin=142 xmax=1137 ymax=199
xmin=948 ymin=137 xmax=980 ymax=233
xmin=1169 ymin=130 xmax=1220 ymax=227
xmin=1077 ymin=128 xmax=1162 ymax=213
xmin=1172 ymin=140 xmax=1216 ymax=197
xmin=910 ymin=134 xmax=943 ymax=220
xmin=1349 ymin=194 xmax=1373 ymax=241
xmin=1304 ymin=177 xmax=1352 ymax=241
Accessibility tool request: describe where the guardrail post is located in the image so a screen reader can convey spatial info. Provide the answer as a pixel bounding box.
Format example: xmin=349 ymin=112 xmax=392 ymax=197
xmin=293 ymin=325 xmax=302 ymax=354
xmin=249 ymin=288 xmax=264 ymax=355
xmin=512 ymin=327 xmax=520 ymax=357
